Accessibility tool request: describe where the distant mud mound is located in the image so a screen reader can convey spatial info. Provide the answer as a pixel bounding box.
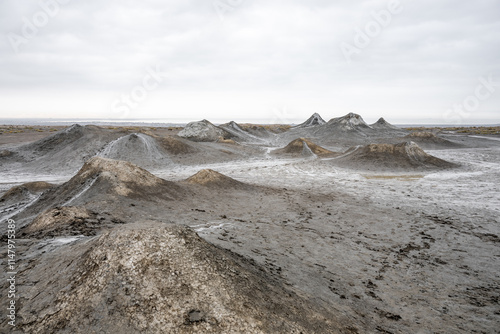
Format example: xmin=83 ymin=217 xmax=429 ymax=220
xmin=404 ymin=131 xmax=463 ymax=149
xmin=325 ymin=113 xmax=373 ymax=132
xmin=157 ymin=135 xmax=199 ymax=154
xmin=239 ymin=124 xmax=279 ymax=138
xmin=185 ymin=169 xmax=253 ymax=190
xmin=292 ymin=113 xmax=326 ymax=128
xmin=9 ymin=124 xmax=120 ymax=174
xmin=281 ymin=113 xmax=413 ymax=148
xmin=24 ymin=124 xmax=87 ymax=151
xmin=23 ymin=124 xmax=112 ymax=157
xmin=97 ymin=133 xmax=173 ymax=168
xmin=14 ymin=224 xmax=344 ymax=334
xmin=178 ymin=120 xmax=233 ymax=142
xmin=219 ymin=121 xmax=267 ymax=143
xmin=273 ymin=138 xmax=338 ymax=158
xmin=287 ymin=113 xmax=377 ymax=145
xmin=20 ymin=206 xmax=124 ymax=238
xmin=370 ymin=118 xmax=407 ymax=133
xmin=217 ymin=137 xmax=238 ymax=144
xmin=331 ymin=142 xmax=457 ymax=171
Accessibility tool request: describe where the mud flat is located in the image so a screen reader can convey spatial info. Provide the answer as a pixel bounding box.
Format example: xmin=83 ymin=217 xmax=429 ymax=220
xmin=1 ymin=114 xmax=499 ymax=333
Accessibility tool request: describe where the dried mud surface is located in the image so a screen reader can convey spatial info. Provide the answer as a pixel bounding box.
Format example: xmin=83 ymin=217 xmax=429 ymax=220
xmin=1 ymin=118 xmax=499 ymax=333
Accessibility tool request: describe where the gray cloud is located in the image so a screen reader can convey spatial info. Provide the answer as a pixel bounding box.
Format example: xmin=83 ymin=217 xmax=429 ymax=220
xmin=0 ymin=0 xmax=499 ymax=123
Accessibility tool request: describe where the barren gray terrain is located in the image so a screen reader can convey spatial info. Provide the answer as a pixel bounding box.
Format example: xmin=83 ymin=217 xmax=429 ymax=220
xmin=1 ymin=113 xmax=499 ymax=333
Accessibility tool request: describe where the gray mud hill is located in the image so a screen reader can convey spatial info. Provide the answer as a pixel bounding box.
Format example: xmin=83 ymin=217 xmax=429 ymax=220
xmin=156 ymin=135 xmax=199 ymax=155
xmin=279 ymin=113 xmax=405 ymax=149
xmin=292 ymin=113 xmax=326 ymax=128
xmin=238 ymin=124 xmax=278 ymax=142
xmin=0 ymin=181 xmax=54 ymax=220
xmin=97 ymin=132 xmax=174 ymax=169
xmin=0 ymin=124 xmax=122 ymax=174
xmin=370 ymin=117 xmax=408 ymax=134
xmin=129 ymin=134 xmax=262 ymax=166
xmin=19 ymin=206 xmax=123 ymax=238
xmin=328 ymin=141 xmax=458 ymax=171
xmin=317 ymin=112 xmax=375 ymax=137
xmin=178 ymin=119 xmax=234 ymax=142
xmin=9 ymin=157 xmax=190 ymax=228
xmin=403 ymin=131 xmax=464 ymax=150
xmin=185 ymin=169 xmax=255 ymax=191
xmin=0 ymin=181 xmax=53 ymax=206
xmin=3 ymin=223 xmax=351 ymax=334
xmin=5 ymin=158 xmax=281 ymax=232
xmin=219 ymin=121 xmax=269 ymax=144
xmin=272 ymin=138 xmax=338 ymax=158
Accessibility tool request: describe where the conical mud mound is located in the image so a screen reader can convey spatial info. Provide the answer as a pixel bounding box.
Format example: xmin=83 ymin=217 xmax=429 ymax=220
xmin=326 ymin=113 xmax=373 ymax=131
xmin=97 ymin=133 xmax=173 ymax=168
xmin=404 ymin=131 xmax=463 ymax=149
xmin=292 ymin=113 xmax=326 ymax=128
xmin=370 ymin=118 xmax=406 ymax=133
xmin=300 ymin=113 xmax=377 ymax=144
xmin=7 ymin=124 xmax=121 ymax=174
xmin=330 ymin=142 xmax=457 ymax=171
xmin=0 ymin=181 xmax=53 ymax=204
xmin=219 ymin=121 xmax=267 ymax=143
xmin=11 ymin=223 xmax=347 ymax=334
xmin=157 ymin=136 xmax=199 ymax=155
xmin=273 ymin=138 xmax=338 ymax=157
xmin=178 ymin=120 xmax=233 ymax=142
xmin=20 ymin=206 xmax=123 ymax=238
xmin=10 ymin=157 xmax=187 ymax=227
xmin=68 ymin=156 xmax=180 ymax=198
xmin=0 ymin=181 xmax=54 ymax=220
xmin=185 ymin=169 xmax=252 ymax=190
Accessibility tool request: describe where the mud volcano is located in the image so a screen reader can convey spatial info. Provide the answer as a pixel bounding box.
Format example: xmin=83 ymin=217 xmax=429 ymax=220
xmin=178 ymin=119 xmax=233 ymax=142
xmin=10 ymin=157 xmax=188 ymax=228
xmin=330 ymin=141 xmax=457 ymax=171
xmin=185 ymin=169 xmax=253 ymax=190
xmin=323 ymin=113 xmax=374 ymax=133
xmin=219 ymin=121 xmax=268 ymax=143
xmin=11 ymin=223 xmax=347 ymax=334
xmin=273 ymin=138 xmax=337 ymax=158
xmin=98 ymin=132 xmax=173 ymax=169
xmin=0 ymin=181 xmax=54 ymax=220
xmin=0 ymin=181 xmax=53 ymax=205
xmin=10 ymin=124 xmax=120 ymax=173
xmin=404 ymin=131 xmax=463 ymax=149
xmin=292 ymin=113 xmax=326 ymax=128
xmin=19 ymin=206 xmax=123 ymax=238
xmin=370 ymin=117 xmax=407 ymax=134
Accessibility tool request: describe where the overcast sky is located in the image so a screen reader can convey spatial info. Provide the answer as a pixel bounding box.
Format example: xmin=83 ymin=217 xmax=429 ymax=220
xmin=0 ymin=0 xmax=499 ymax=124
